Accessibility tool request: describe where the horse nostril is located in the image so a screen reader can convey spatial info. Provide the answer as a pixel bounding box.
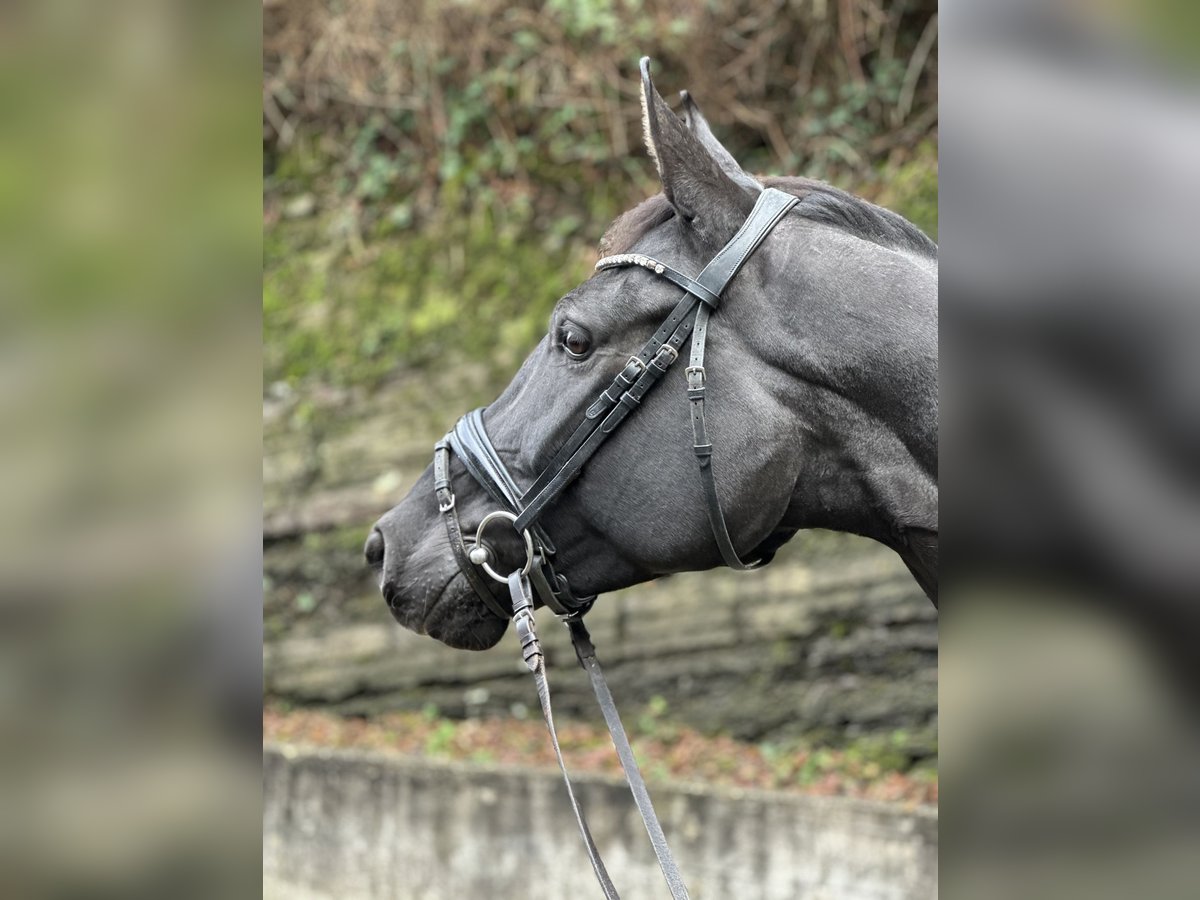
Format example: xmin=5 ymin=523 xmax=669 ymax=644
xmin=364 ymin=528 xmax=385 ymax=566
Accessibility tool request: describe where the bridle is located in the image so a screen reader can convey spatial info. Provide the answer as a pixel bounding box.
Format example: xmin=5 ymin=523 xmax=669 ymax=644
xmin=434 ymin=187 xmax=799 ymax=613
xmin=430 ymin=187 xmax=798 ymax=898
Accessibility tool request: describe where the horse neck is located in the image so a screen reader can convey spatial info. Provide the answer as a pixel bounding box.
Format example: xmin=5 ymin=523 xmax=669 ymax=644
xmin=762 ymin=240 xmax=938 ymax=549
xmin=781 ymin=389 xmax=937 ymax=542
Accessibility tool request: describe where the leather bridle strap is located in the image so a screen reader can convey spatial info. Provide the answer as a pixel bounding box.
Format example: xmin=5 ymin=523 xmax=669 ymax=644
xmin=511 ymin=289 xmax=701 ymax=532
xmin=509 ymin=570 xmax=688 ymax=900
xmin=568 ymin=619 xmax=690 ymax=899
xmin=685 ymin=188 xmax=798 ymax=568
xmin=433 ymin=440 xmax=511 ymax=620
xmin=588 ymin=187 xmax=799 ymax=567
xmin=512 ymin=189 xmax=797 ymax=537
xmin=516 ymin=290 xmax=691 ymax=505
xmin=448 ymin=411 xmax=595 ymax=617
xmin=508 ymin=572 xmax=621 ymax=899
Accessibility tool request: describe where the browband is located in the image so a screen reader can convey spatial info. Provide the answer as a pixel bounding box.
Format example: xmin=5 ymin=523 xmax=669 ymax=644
xmin=594 ymin=254 xmax=722 ymax=308
xmin=595 ymin=187 xmax=798 ymax=311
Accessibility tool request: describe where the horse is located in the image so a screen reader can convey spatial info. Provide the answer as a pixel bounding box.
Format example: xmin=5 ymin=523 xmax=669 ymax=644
xmin=366 ymin=60 xmax=938 ymax=653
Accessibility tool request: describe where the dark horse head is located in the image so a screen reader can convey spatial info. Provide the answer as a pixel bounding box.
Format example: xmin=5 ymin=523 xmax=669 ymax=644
xmin=367 ymin=62 xmax=938 ymax=650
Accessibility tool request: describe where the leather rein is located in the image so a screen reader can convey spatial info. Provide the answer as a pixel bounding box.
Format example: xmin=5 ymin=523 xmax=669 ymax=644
xmin=430 ymin=188 xmax=798 ymax=899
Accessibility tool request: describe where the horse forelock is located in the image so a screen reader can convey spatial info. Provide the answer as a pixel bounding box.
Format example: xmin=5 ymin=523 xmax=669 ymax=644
xmin=597 ymin=194 xmax=675 ymax=257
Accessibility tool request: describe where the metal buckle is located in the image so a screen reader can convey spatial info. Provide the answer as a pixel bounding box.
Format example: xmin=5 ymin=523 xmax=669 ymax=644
xmin=438 ymin=492 xmax=456 ymax=513
xmin=625 ymin=355 xmax=647 ymax=374
xmin=655 ymin=344 xmax=679 ymax=365
xmin=685 ymin=365 xmax=706 ymax=387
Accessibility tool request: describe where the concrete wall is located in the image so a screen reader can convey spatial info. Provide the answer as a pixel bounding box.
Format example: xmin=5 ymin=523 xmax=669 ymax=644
xmin=264 ymin=744 xmax=937 ymax=900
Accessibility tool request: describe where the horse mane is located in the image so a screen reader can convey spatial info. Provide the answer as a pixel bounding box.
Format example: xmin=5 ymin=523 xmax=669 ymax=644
xmin=599 ymin=176 xmax=937 ymax=260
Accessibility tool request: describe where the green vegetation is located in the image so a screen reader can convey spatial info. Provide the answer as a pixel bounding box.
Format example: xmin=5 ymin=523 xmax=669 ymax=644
xmin=264 ymin=0 xmax=938 ymax=392
xmin=875 ymin=140 xmax=939 ymax=240
xmin=264 ymin=193 xmax=601 ymax=389
xmin=264 ymin=142 xmax=937 ymax=391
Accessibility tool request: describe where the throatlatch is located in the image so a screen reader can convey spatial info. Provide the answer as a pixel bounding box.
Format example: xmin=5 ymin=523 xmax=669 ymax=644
xmin=432 ymin=186 xmax=798 ymax=898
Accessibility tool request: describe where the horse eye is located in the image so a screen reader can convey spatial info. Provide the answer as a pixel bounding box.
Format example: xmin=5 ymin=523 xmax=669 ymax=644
xmin=562 ymin=328 xmax=591 ymax=359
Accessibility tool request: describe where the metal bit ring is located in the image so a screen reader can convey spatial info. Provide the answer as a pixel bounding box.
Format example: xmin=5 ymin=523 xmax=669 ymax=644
xmin=472 ymin=510 xmax=535 ymax=583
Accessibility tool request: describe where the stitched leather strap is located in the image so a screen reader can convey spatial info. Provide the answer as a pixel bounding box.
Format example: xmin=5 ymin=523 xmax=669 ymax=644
xmin=692 ymin=188 xmax=798 ymax=299
xmin=509 ymin=573 xmax=621 ymax=900
xmin=686 ymin=306 xmax=763 ymax=571
xmin=569 ymin=620 xmax=690 ymax=900
xmin=514 ymin=290 xmax=701 ymax=529
xmin=597 ymin=189 xmax=798 ymax=569
xmin=684 ymin=189 xmax=797 ymax=567
xmin=513 ymin=305 xmax=699 ymax=532
xmin=433 ymin=441 xmax=511 ymax=619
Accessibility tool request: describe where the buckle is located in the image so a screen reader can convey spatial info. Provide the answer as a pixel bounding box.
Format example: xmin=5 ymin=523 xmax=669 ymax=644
xmin=685 ymin=365 xmax=706 ymax=388
xmin=654 ymin=344 xmax=679 ymax=365
xmin=438 ymin=492 xmax=456 ymax=513
xmin=625 ymin=355 xmax=647 ymax=374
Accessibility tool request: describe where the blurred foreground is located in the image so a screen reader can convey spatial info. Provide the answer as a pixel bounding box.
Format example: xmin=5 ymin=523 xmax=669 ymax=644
xmin=940 ymin=0 xmax=1200 ymax=896
xmin=0 ymin=2 xmax=261 ymax=897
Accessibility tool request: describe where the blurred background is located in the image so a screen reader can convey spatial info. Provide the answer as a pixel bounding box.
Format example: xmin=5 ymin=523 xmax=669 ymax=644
xmin=940 ymin=2 xmax=1200 ymax=897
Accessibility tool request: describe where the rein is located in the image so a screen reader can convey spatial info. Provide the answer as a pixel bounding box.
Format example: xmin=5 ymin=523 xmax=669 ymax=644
xmin=432 ymin=188 xmax=798 ymax=898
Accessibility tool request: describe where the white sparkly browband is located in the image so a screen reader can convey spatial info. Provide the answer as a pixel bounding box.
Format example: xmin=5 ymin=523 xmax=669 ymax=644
xmin=593 ymin=252 xmax=723 ymax=308
xmin=595 ymin=253 xmax=665 ymax=275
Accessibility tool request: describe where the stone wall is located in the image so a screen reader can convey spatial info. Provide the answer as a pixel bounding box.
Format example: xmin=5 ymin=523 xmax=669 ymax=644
xmin=263 ymin=745 xmax=938 ymax=900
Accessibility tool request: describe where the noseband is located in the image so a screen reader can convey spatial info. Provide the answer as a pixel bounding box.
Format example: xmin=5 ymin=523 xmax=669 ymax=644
xmin=429 ymin=188 xmax=798 ymax=899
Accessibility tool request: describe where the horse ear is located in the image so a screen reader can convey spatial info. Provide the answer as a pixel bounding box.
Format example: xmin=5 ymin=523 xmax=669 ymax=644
xmin=678 ymin=90 xmax=762 ymax=196
xmin=639 ymin=57 xmax=755 ymax=237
